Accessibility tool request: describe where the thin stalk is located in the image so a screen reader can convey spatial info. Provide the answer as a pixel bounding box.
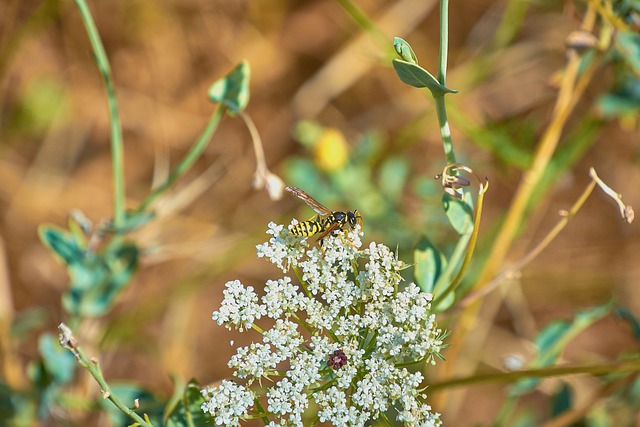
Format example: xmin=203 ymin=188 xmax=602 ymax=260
xmin=429 ymin=357 xmax=640 ymax=391
xmin=435 ymin=0 xmax=456 ymax=164
xmin=461 ymin=176 xmax=597 ymax=306
xmin=472 ymin=4 xmax=598 ymax=298
xmin=253 ymin=398 xmax=270 ymax=426
xmin=73 ymin=0 xmax=126 ymax=228
xmin=437 ymin=0 xmax=449 ymax=84
xmin=433 ymin=180 xmax=489 ymax=308
xmin=138 ymin=106 xmax=226 ymax=212
xmin=435 ymin=96 xmax=456 ymax=164
xmin=58 ymin=324 xmax=154 ymax=427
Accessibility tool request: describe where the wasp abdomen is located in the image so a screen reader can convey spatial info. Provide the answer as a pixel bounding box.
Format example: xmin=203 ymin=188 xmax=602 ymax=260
xmin=291 ymin=220 xmax=323 ymax=236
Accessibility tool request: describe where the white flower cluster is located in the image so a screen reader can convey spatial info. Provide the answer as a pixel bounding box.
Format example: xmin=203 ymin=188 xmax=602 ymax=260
xmin=202 ymin=222 xmax=445 ymax=427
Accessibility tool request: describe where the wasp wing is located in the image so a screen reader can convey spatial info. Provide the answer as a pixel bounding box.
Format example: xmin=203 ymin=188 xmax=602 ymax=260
xmin=285 ymin=186 xmax=332 ymax=216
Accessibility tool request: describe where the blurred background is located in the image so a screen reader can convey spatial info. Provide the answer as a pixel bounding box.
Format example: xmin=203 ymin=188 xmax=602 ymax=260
xmin=1 ymin=0 xmax=639 ymax=425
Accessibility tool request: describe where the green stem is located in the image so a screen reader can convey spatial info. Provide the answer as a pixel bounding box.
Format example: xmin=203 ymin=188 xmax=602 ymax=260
xmin=435 ymin=0 xmax=456 ymax=164
xmin=58 ymin=324 xmax=154 ymax=427
xmin=73 ymin=0 xmax=126 ymax=228
xmin=433 ymin=180 xmax=489 ymax=308
xmin=438 ymin=0 xmax=449 ymax=84
xmin=253 ymin=398 xmax=271 ymax=426
xmin=434 ymin=96 xmax=456 ymax=164
xmin=137 ymin=106 xmax=226 ymax=212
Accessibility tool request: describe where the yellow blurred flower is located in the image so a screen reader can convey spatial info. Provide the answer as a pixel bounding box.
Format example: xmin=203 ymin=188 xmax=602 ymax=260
xmin=314 ymin=128 xmax=349 ymax=172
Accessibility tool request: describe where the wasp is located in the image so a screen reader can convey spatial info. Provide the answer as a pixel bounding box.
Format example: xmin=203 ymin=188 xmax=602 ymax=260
xmin=285 ymin=186 xmax=363 ymax=244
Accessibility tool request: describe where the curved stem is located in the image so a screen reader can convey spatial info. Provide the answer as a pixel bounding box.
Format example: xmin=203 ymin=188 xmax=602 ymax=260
xmin=73 ymin=0 xmax=126 ymax=228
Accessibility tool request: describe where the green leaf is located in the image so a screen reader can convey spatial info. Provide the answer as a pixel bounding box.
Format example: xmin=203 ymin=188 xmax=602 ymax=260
xmin=414 ymin=236 xmax=447 ymax=293
xmin=0 ymin=382 xmax=18 ymax=424
xmin=38 ymin=225 xmax=85 ymax=267
xmin=534 ymin=321 xmax=571 ymax=359
xmin=614 ymin=307 xmax=640 ymax=340
xmin=616 ymin=31 xmax=640 ymax=75
xmin=510 ymin=303 xmax=612 ymax=396
xmin=62 ymin=241 xmax=139 ymax=317
xmin=598 ymin=92 xmax=640 ymax=117
xmin=165 ymin=379 xmax=211 ymax=427
xmin=393 ymin=37 xmax=418 ymax=64
xmin=551 ymin=383 xmax=573 ymax=418
xmin=208 ymin=61 xmax=250 ymax=114
xmin=442 ymin=192 xmax=474 ymax=235
xmin=391 ymin=37 xmax=459 ymax=98
xmin=509 ymin=321 xmax=573 ymax=396
xmin=39 ymin=333 xmax=76 ymax=385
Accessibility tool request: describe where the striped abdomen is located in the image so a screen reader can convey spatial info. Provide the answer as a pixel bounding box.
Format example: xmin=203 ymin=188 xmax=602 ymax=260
xmin=290 ymin=219 xmax=324 ymax=236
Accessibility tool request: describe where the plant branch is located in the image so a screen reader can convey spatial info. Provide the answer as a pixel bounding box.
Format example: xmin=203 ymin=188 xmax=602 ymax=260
xmin=460 ymin=170 xmax=598 ymax=307
xmin=434 ymin=0 xmax=456 ymax=164
xmin=472 ymin=3 xmax=598 ymax=297
xmin=73 ymin=0 xmax=126 ymax=228
xmin=58 ymin=323 xmax=154 ymax=427
xmin=429 ymin=357 xmax=640 ymax=391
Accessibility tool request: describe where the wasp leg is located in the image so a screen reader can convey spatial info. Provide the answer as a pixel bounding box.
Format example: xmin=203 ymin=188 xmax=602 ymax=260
xmin=317 ymin=225 xmax=359 ymax=254
xmin=337 ymin=232 xmax=360 ymax=249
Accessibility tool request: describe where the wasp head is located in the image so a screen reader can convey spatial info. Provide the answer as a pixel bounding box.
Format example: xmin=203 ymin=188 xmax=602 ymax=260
xmin=346 ymin=210 xmax=363 ymax=231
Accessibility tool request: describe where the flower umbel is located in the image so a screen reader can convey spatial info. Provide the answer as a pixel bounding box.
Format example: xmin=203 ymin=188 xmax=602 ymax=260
xmin=202 ymin=222 xmax=445 ymax=427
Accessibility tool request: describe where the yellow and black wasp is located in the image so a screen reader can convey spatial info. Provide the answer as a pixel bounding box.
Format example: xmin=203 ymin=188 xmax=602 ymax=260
xmin=285 ymin=186 xmax=363 ymax=245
